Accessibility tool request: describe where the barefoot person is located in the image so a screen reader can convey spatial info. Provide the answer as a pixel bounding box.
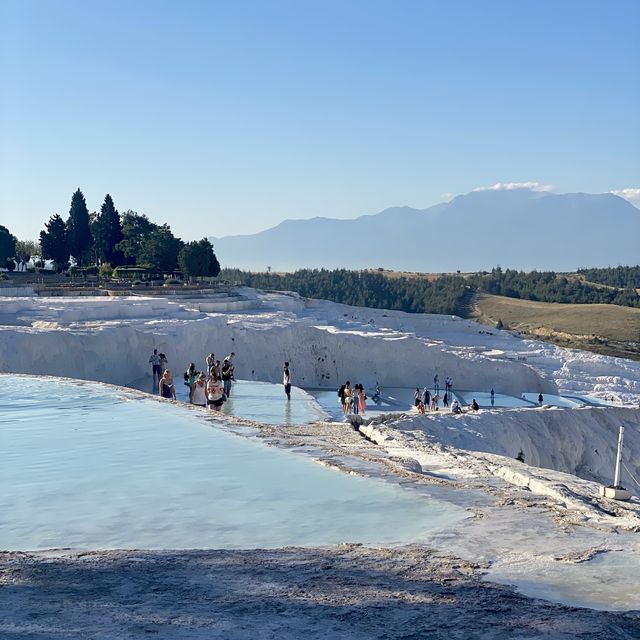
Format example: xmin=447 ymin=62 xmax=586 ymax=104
xmin=283 ymin=361 xmax=292 ymax=401
xmin=221 ymin=359 xmax=234 ymax=398
xmin=185 ymin=363 xmax=198 ymax=403
xmin=206 ymin=376 xmax=225 ymax=411
xmin=159 ymin=369 xmax=176 ymax=400
xmin=149 ymin=349 xmax=161 ymax=385
xmin=192 ymin=372 xmax=207 ymax=407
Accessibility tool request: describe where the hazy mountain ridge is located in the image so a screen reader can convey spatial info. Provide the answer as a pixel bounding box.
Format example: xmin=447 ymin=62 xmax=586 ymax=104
xmin=211 ymin=190 xmax=639 ymax=272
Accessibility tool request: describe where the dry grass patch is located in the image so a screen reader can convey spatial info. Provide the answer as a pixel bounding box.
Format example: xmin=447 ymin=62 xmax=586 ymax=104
xmin=474 ymin=293 xmax=640 ymax=359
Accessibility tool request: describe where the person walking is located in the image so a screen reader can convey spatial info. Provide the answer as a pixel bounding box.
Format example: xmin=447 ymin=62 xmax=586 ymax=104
xmin=352 ymin=384 xmax=359 ymax=415
xmin=283 ymin=361 xmax=292 ymax=401
xmin=434 ymin=374 xmax=439 ymax=394
xmin=538 ymin=393 xmax=544 ymax=405
xmin=443 ymin=392 xmax=449 ymax=408
xmin=421 ymin=387 xmax=431 ymax=412
xmin=149 ymin=349 xmax=161 ymax=385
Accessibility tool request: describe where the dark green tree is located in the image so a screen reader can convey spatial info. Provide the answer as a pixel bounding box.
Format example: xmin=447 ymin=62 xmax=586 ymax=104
xmin=66 ymin=188 xmax=92 ymax=266
xmin=39 ymin=214 xmax=69 ymax=271
xmin=0 ymin=225 xmax=17 ymax=264
xmin=116 ymin=211 xmax=157 ymax=264
xmin=138 ymin=224 xmax=183 ymax=272
xmin=92 ymin=194 xmax=124 ymax=266
xmin=178 ymin=238 xmax=221 ymax=280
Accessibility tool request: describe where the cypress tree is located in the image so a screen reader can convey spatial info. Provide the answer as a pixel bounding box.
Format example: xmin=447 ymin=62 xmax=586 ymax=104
xmin=66 ymin=188 xmax=92 ymax=266
xmin=93 ymin=194 xmax=124 ymax=265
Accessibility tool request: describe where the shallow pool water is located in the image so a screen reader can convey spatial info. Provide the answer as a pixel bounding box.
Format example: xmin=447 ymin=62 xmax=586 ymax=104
xmin=457 ymin=391 xmax=533 ymax=408
xmin=1 ymin=375 xmax=466 ymax=550
xmin=522 ymin=392 xmax=584 ymax=408
xmin=306 ymin=388 xmax=398 ymax=420
xmin=128 ymin=377 xmax=328 ymax=425
xmin=487 ymin=550 xmax=640 ymax=611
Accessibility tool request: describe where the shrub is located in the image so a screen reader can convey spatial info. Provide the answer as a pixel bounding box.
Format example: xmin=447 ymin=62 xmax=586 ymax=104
xmin=99 ymin=263 xmax=113 ymax=278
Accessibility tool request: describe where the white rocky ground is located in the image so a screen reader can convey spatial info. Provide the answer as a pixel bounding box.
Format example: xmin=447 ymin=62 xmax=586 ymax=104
xmin=1 ymin=288 xmax=640 ymax=636
xmin=2 ymin=289 xmax=640 ymax=401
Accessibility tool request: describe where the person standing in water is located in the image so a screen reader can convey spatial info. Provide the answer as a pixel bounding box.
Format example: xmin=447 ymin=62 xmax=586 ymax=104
xmin=206 ymin=376 xmax=225 ymax=411
xmin=490 ymin=388 xmax=495 ymax=407
xmin=343 ymin=382 xmax=352 ymax=415
xmin=149 ymin=349 xmax=161 ymax=385
xmin=159 ymin=370 xmax=176 ymax=400
xmin=358 ymin=385 xmax=367 ymax=415
xmin=185 ymin=362 xmax=198 ymax=403
xmin=221 ymin=359 xmax=234 ymax=398
xmin=192 ymin=373 xmax=207 ymax=407
xmin=283 ymin=361 xmax=292 ymax=401
xmin=206 ymin=353 xmax=215 ymax=377
xmin=421 ymin=387 xmax=430 ymax=412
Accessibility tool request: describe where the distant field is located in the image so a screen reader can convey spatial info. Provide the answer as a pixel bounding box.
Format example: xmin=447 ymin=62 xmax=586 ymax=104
xmin=473 ymin=293 xmax=640 ymax=359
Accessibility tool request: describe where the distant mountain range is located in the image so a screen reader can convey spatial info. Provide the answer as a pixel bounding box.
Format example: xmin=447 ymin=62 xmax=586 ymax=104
xmin=211 ymin=189 xmax=640 ymax=272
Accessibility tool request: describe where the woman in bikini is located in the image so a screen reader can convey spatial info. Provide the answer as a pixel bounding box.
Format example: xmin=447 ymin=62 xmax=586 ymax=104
xmin=159 ymin=370 xmax=176 ymax=400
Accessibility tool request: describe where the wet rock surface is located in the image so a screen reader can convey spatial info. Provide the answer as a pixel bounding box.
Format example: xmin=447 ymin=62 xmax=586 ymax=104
xmin=2 ymin=545 xmax=639 ymax=639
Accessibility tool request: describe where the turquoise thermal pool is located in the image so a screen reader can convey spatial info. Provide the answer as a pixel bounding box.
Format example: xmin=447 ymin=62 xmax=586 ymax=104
xmin=1 ymin=375 xmax=465 ymax=551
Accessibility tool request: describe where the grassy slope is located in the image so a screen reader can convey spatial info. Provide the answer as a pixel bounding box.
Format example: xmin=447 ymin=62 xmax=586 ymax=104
xmin=473 ymin=293 xmax=640 ymax=360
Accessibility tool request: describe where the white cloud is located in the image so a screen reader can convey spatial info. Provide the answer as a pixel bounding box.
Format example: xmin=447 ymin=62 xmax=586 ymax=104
xmin=610 ymin=188 xmax=640 ymax=207
xmin=472 ymin=181 xmax=555 ymax=193
xmin=440 ymin=192 xmax=454 ymax=201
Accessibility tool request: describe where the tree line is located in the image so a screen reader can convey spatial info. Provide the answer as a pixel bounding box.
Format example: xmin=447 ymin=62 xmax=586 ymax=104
xmin=469 ymin=267 xmax=640 ymax=308
xmin=221 ymin=268 xmax=473 ymax=315
xmin=220 ymin=266 xmax=640 ymax=315
xmin=1 ymin=189 xmax=220 ymax=280
xmin=577 ymin=266 xmax=640 ymax=290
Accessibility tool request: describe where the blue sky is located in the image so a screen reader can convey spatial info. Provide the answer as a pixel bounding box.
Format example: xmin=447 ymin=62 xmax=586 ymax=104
xmin=1 ymin=0 xmax=638 ymax=242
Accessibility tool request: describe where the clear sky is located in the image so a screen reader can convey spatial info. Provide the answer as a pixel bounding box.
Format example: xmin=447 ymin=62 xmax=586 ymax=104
xmin=1 ymin=0 xmax=639 ymax=242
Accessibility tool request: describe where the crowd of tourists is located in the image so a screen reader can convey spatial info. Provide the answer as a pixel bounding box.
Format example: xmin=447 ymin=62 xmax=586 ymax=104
xmin=149 ymin=348 xmax=236 ymax=411
xmin=149 ymin=349 xmax=508 ymax=418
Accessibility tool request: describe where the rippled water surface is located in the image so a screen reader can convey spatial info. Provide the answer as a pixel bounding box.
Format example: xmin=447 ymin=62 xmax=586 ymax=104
xmin=1 ymin=375 xmax=465 ymax=550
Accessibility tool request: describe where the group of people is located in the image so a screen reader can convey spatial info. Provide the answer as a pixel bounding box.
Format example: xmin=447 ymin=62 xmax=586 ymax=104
xmin=150 ymin=351 xmax=510 ymax=418
xmin=414 ymin=387 xmax=444 ymax=413
xmin=151 ymin=348 xmax=236 ymax=412
xmin=414 ymin=374 xmax=482 ymax=415
xmin=337 ymin=381 xmax=368 ymax=415
xmin=432 ymin=374 xmax=454 ymax=395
